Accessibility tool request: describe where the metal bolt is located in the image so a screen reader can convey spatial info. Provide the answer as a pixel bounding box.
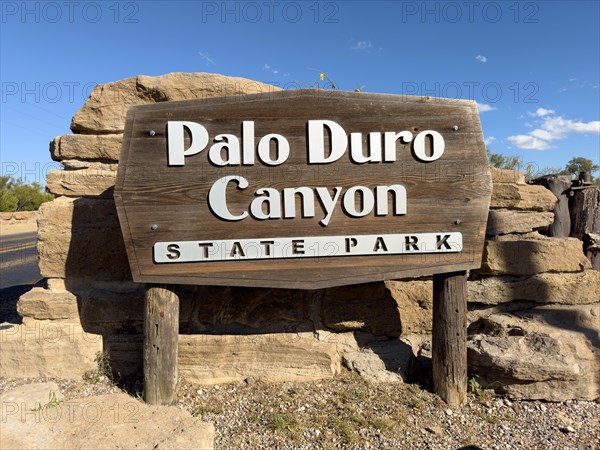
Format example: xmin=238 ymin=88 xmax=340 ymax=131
xmin=454 ymin=219 xmax=461 ymax=225
xmin=149 ymin=130 xmax=156 ymax=136
xmin=452 ymin=125 xmax=459 ymax=131
xmin=151 ymin=224 xmax=158 ymax=230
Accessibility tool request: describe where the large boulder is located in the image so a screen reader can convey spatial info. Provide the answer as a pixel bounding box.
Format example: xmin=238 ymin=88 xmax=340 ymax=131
xmin=490 ymin=183 xmax=557 ymax=211
xmin=0 ymin=319 xmax=102 ymax=379
xmin=468 ymin=304 xmax=599 ymax=401
xmin=489 ymin=167 xmax=556 ymax=211
xmin=106 ymin=332 xmax=343 ymax=384
xmin=71 ymin=72 xmax=280 ymax=133
xmin=486 ymin=209 xmax=554 ymax=236
xmin=478 ymin=233 xmax=591 ymax=276
xmin=0 ymin=385 xmax=214 ymax=450
xmin=468 ymin=271 xmax=600 ymax=305
xmin=50 ymin=134 xmax=123 ymax=161
xmin=16 ymin=287 xmax=79 ymax=320
xmin=45 ymin=168 xmax=116 ymax=198
xmin=37 ymin=197 xmax=131 ymax=281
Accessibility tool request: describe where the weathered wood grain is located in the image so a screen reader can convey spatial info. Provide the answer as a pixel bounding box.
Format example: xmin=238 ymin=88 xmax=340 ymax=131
xmin=143 ymin=285 xmax=179 ymax=405
xmin=115 ymin=90 xmax=491 ymax=288
xmin=432 ymin=271 xmax=468 ymax=407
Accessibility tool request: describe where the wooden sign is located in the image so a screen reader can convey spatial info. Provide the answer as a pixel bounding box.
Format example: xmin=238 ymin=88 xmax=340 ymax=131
xmin=115 ymin=90 xmax=492 ymax=289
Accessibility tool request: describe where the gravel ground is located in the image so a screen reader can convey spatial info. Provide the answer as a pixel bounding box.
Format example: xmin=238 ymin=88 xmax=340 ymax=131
xmin=1 ymin=372 xmax=598 ymax=450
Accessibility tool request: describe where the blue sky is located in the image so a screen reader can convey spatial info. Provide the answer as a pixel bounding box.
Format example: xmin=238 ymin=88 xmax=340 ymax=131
xmin=1 ymin=0 xmax=599 ymax=184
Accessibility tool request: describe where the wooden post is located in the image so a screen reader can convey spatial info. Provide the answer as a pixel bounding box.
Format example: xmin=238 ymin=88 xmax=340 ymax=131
xmin=144 ymin=284 xmax=179 ymax=405
xmin=432 ymin=271 xmax=467 ymax=407
xmin=570 ymin=186 xmax=600 ymax=270
xmin=532 ymin=174 xmax=572 ymax=237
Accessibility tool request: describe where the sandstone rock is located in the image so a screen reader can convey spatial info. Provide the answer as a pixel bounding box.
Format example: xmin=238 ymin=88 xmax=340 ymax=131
xmin=0 ymin=389 xmax=214 ymax=450
xmin=0 ymin=382 xmax=64 ymax=413
xmin=467 ymin=304 xmax=599 ymax=401
xmin=61 ymin=160 xmax=118 ymax=171
xmin=78 ymin=286 xmax=145 ymax=334
xmin=179 ymin=332 xmax=341 ymax=384
xmin=343 ymin=350 xmax=403 ymax=383
xmin=0 ymin=382 xmax=65 ymax=450
xmin=490 ymin=183 xmax=556 ymax=211
xmin=107 ymin=332 xmax=340 ymax=384
xmin=0 ymin=211 xmax=36 ymax=222
xmin=490 ymin=167 xmax=526 ymax=184
xmin=0 ymin=319 xmax=102 ymax=378
xmin=478 ymin=234 xmax=591 ymax=276
xmin=321 ymin=282 xmax=402 ymax=337
xmin=16 ymin=287 xmax=79 ymax=320
xmin=71 ymin=73 xmax=280 ymax=133
xmin=468 ymin=271 xmax=600 ymax=305
xmin=37 ymin=197 xmax=131 ymax=281
xmin=314 ymin=329 xmax=362 ymax=355
xmin=466 ymin=301 xmax=539 ymax=327
xmin=50 ymin=133 xmax=123 ymax=161
xmin=486 ymin=209 xmax=554 ymax=236
xmin=384 ymin=280 xmax=433 ymax=334
xmin=45 ymin=169 xmax=116 ymax=198
xmin=182 ymin=286 xmax=314 ymax=334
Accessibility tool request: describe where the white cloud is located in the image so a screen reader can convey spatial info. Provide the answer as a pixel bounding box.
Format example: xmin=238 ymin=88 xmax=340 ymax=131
xmin=529 ymin=107 xmax=555 ymax=117
xmin=475 ymin=54 xmax=488 ymax=63
xmin=507 ymin=135 xmax=552 ymax=150
xmin=484 ymin=136 xmax=496 ymax=146
xmin=540 ymin=116 xmax=600 ymax=139
xmin=263 ymin=63 xmax=281 ymax=75
xmin=477 ymin=102 xmax=497 ymax=113
xmin=352 ymin=41 xmax=373 ymax=51
xmin=508 ymin=109 xmax=600 ymax=150
xmin=198 ymin=52 xmax=215 ymax=66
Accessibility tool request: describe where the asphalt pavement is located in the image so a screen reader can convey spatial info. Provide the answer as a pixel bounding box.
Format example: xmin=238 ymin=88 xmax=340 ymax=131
xmin=0 ymin=230 xmax=40 ymax=323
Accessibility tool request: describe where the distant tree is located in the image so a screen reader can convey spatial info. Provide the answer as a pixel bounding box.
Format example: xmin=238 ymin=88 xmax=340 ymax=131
xmin=488 ymin=152 xmax=561 ymax=181
xmin=0 ymin=176 xmax=53 ymax=212
xmin=0 ymin=176 xmax=18 ymax=211
xmin=489 ymin=152 xmax=523 ymax=170
xmin=562 ymin=157 xmax=600 ymax=179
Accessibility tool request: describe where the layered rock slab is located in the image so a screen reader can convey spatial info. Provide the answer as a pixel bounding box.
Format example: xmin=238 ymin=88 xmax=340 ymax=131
xmin=0 ymin=385 xmax=215 ymax=450
xmin=478 ymin=234 xmax=591 ymax=276
xmin=71 ymin=72 xmax=280 ymax=133
xmin=467 ymin=304 xmax=599 ymax=401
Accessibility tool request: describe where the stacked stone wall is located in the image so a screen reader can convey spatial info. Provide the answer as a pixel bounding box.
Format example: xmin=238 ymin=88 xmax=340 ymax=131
xmin=1 ymin=73 xmax=597 ymax=401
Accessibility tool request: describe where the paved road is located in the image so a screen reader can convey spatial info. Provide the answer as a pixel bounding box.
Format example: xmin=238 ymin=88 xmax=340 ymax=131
xmin=0 ymin=230 xmax=40 ymax=322
xmin=1 ymin=231 xmax=40 ymax=289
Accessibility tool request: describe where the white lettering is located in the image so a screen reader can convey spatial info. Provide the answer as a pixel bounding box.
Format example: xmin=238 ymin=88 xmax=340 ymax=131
xmin=209 ymin=134 xmax=241 ymax=166
xmin=167 ymin=121 xmax=209 ymax=166
xmin=257 ymin=133 xmax=290 ymax=165
xmin=206 ymin=179 xmax=407 ymax=226
xmin=208 ymin=175 xmax=249 ymax=221
xmin=413 ymin=130 xmax=445 ymax=162
xmin=307 ymin=120 xmax=347 ymax=164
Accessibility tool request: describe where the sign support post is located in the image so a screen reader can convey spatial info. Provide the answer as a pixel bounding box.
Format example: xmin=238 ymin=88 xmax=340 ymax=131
xmin=432 ymin=271 xmax=468 ymax=407
xmin=143 ymin=284 xmax=179 ymax=405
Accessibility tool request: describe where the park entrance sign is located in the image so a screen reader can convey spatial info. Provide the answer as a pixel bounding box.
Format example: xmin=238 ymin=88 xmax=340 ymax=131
xmin=115 ymin=90 xmax=491 ymax=289
xmin=115 ymin=89 xmax=492 ymax=407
